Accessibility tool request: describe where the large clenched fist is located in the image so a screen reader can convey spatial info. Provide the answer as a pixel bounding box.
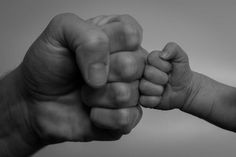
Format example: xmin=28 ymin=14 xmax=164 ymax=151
xmin=13 ymin=13 xmax=147 ymax=146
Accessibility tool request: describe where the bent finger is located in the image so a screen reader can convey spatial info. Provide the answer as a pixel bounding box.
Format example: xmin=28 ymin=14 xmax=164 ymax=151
xmin=90 ymin=106 xmax=142 ymax=134
xmin=81 ymin=81 xmax=139 ymax=108
xmin=108 ymin=47 xmax=147 ymax=82
xmin=45 ymin=13 xmax=110 ymax=87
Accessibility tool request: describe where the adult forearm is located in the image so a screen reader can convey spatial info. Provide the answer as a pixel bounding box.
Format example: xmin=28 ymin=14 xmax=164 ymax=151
xmin=182 ymin=71 xmax=236 ymax=132
xmin=0 ymin=67 xmax=43 ymax=157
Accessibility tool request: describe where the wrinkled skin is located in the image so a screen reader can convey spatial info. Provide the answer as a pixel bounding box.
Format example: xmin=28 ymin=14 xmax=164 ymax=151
xmin=17 ymin=13 xmax=147 ymax=144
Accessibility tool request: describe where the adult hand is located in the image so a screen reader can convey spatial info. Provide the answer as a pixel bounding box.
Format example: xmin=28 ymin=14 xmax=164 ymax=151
xmin=21 ymin=13 xmax=146 ymax=142
xmin=0 ymin=13 xmax=146 ymax=156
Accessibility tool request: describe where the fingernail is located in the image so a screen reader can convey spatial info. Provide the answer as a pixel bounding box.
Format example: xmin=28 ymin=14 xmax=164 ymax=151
xmin=160 ymin=51 xmax=168 ymax=59
xmin=88 ymin=63 xmax=108 ymax=87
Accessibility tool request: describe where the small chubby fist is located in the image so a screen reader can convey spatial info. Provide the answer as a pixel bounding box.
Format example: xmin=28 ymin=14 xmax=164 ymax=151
xmin=139 ymin=42 xmax=194 ymax=110
xmin=139 ymin=49 xmax=171 ymax=108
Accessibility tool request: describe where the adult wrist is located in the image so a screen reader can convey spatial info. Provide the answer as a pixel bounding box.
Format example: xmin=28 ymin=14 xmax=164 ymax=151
xmin=0 ymin=66 xmax=44 ymax=157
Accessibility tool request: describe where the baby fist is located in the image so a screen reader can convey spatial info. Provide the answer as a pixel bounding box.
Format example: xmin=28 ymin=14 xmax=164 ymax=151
xmin=140 ymin=42 xmax=194 ymax=110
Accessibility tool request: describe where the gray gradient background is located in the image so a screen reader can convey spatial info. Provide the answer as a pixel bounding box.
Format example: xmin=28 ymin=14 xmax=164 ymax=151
xmin=1 ymin=0 xmax=236 ymax=156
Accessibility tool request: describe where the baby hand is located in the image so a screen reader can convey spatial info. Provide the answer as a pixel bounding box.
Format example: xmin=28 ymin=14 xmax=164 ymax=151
xmin=140 ymin=42 xmax=194 ymax=110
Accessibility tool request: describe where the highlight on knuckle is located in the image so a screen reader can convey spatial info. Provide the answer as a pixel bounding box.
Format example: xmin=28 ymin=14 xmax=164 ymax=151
xmin=118 ymin=54 xmax=138 ymax=80
xmin=50 ymin=13 xmax=76 ymax=26
xmin=122 ymin=14 xmax=143 ymax=37
xmin=139 ymin=96 xmax=147 ymax=107
xmin=139 ymin=79 xmax=148 ymax=93
xmin=123 ymin=24 xmax=140 ymax=49
xmin=116 ymin=109 xmax=131 ymax=130
xmin=84 ymin=30 xmax=109 ymax=50
xmin=112 ymin=83 xmax=131 ymax=107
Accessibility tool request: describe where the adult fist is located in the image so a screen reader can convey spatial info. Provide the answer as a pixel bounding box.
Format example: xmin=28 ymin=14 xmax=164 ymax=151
xmin=82 ymin=15 xmax=147 ymax=133
xmin=15 ymin=13 xmax=145 ymax=146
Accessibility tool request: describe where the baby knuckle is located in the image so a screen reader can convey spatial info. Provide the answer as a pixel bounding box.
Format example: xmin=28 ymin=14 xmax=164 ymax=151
xmin=162 ymin=73 xmax=169 ymax=84
xmin=147 ymin=52 xmax=156 ymax=65
xmin=166 ymin=42 xmax=179 ymax=50
xmin=144 ymin=66 xmax=153 ymax=78
xmin=148 ymin=51 xmax=163 ymax=64
xmin=50 ymin=13 xmax=78 ymax=28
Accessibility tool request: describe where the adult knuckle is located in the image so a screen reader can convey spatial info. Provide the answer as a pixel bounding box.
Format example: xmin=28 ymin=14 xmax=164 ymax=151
xmin=51 ymin=13 xmax=76 ymax=26
xmin=84 ymin=30 xmax=109 ymax=49
xmin=112 ymin=83 xmax=131 ymax=107
xmin=116 ymin=109 xmax=131 ymax=129
xmin=123 ymin=23 xmax=140 ymax=49
xmin=118 ymin=54 xmax=138 ymax=80
xmin=139 ymin=79 xmax=147 ymax=92
xmin=139 ymin=96 xmax=146 ymax=106
xmin=47 ymin=13 xmax=79 ymax=37
xmin=122 ymin=14 xmax=143 ymax=36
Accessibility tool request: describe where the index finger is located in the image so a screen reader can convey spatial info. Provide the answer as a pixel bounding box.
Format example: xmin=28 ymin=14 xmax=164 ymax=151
xmin=88 ymin=14 xmax=143 ymax=52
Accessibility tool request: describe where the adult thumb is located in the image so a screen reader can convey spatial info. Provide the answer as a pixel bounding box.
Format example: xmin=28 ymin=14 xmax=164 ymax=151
xmin=45 ymin=13 xmax=109 ymax=87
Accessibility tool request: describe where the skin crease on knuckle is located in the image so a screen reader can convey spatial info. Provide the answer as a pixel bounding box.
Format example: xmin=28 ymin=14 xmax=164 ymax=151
xmin=123 ymin=23 xmax=140 ymax=49
xmin=115 ymin=81 xmax=139 ymax=107
xmin=119 ymin=54 xmax=138 ymax=80
xmin=139 ymin=79 xmax=164 ymax=95
xmin=147 ymin=51 xmax=172 ymax=73
xmin=140 ymin=96 xmax=161 ymax=108
xmin=147 ymin=51 xmax=161 ymax=65
xmin=47 ymin=13 xmax=110 ymax=68
xmin=144 ymin=66 xmax=168 ymax=85
xmin=104 ymin=14 xmax=142 ymax=50
xmin=109 ymin=53 xmax=139 ymax=81
xmin=119 ymin=14 xmax=143 ymax=41
xmin=48 ymin=13 xmax=81 ymax=38
xmin=165 ymin=42 xmax=189 ymax=63
xmin=90 ymin=107 xmax=138 ymax=134
xmin=115 ymin=108 xmax=138 ymax=134
xmin=117 ymin=109 xmax=130 ymax=131
xmin=112 ymin=83 xmax=131 ymax=106
xmin=80 ymin=81 xmax=139 ymax=109
xmin=80 ymin=29 xmax=109 ymax=57
xmin=112 ymin=49 xmax=146 ymax=82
